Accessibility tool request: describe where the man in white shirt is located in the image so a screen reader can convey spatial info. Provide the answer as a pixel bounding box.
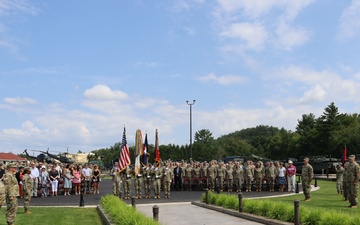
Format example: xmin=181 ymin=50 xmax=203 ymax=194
xmin=30 ymin=162 xmax=40 ymax=197
xmin=82 ymin=163 xmax=92 ymax=194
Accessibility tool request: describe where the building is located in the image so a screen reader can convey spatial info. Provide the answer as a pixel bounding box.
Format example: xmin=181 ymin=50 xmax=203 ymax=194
xmin=0 ymin=152 xmax=27 ymax=165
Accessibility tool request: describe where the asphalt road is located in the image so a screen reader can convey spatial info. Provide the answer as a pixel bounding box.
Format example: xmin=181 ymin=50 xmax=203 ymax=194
xmin=22 ymin=179 xmax=295 ymax=207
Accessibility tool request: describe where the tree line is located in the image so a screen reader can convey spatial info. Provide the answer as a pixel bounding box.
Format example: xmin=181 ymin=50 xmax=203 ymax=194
xmin=87 ymin=102 xmax=360 ymax=167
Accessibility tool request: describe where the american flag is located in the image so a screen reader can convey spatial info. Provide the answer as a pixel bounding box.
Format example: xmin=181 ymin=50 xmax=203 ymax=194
xmin=119 ymin=127 xmax=130 ymax=171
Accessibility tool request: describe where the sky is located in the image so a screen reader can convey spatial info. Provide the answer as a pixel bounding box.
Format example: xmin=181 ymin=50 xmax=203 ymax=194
xmin=1 ymin=0 xmax=360 ymax=155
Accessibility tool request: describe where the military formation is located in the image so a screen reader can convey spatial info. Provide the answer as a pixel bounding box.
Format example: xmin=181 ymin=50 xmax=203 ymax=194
xmin=335 ymin=155 xmax=360 ymax=208
xmin=110 ymin=157 xmax=317 ymax=202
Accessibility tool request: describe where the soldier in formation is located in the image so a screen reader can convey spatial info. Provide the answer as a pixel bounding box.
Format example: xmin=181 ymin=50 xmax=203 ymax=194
xmin=347 ymin=155 xmax=360 ymax=208
xmin=111 ymin=162 xmax=122 ymax=198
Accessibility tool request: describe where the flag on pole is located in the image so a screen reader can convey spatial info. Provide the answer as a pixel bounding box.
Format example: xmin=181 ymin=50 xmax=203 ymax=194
xmin=154 ymin=129 xmax=161 ymax=167
xmin=118 ymin=127 xmax=130 ymax=171
xmin=134 ymin=129 xmax=143 ymax=176
xmin=142 ymin=133 xmax=149 ymax=166
xmin=342 ymin=145 xmax=347 ymax=165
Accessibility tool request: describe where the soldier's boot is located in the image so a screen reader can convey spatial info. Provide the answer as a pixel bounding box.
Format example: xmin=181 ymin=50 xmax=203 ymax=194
xmin=24 ymin=209 xmax=32 ymax=214
xmin=304 ymin=197 xmax=311 ymax=201
xmin=158 ymin=195 xmax=161 ymax=199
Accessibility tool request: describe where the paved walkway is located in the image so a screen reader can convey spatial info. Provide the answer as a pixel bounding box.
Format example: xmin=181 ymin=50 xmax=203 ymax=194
xmin=136 ymin=202 xmax=264 ymax=225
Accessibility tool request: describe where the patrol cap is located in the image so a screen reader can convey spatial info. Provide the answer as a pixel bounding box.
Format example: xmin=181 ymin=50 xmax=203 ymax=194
xmin=348 ymin=155 xmax=355 ymax=159
xmin=6 ymin=163 xmax=17 ymax=169
xmin=303 ymin=157 xmax=309 ymax=161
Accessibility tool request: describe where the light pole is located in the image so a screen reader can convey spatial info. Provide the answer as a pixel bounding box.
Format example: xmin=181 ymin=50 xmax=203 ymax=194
xmin=186 ymin=100 xmax=196 ymax=160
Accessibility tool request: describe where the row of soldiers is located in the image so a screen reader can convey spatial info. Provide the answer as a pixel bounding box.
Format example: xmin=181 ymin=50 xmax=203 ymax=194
xmin=111 ymin=159 xmax=294 ymax=200
xmin=0 ymin=163 xmax=34 ymax=225
xmin=335 ymin=154 xmax=360 ymax=208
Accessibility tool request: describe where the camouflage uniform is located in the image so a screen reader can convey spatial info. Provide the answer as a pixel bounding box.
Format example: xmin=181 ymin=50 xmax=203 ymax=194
xmin=122 ymin=166 xmax=132 ymax=200
xmin=153 ymin=167 xmax=162 ymax=198
xmin=216 ymin=164 xmax=226 ymax=192
xmin=134 ymin=167 xmax=143 ymax=199
xmin=143 ymin=166 xmax=152 ymax=199
xmin=225 ymin=166 xmax=233 ymax=192
xmin=163 ymin=166 xmax=173 ymax=198
xmin=266 ymin=163 xmax=277 ymax=192
xmin=335 ymin=165 xmax=344 ymax=194
xmin=111 ymin=165 xmax=122 ymax=198
xmin=244 ymin=163 xmax=254 ymax=192
xmin=348 ymin=159 xmax=360 ymax=207
xmin=343 ymin=163 xmax=350 ymax=201
xmin=22 ymin=171 xmax=33 ymax=213
xmin=207 ymin=162 xmax=217 ymax=191
xmin=233 ymin=165 xmax=243 ymax=192
xmin=0 ymin=179 xmax=5 ymax=208
xmin=254 ymin=166 xmax=264 ymax=192
xmin=301 ymin=160 xmax=314 ymax=201
xmin=4 ymin=164 xmax=19 ymax=225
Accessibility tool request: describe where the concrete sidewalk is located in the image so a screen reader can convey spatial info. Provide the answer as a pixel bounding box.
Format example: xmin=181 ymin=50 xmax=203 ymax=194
xmin=136 ymin=202 xmax=264 ymax=225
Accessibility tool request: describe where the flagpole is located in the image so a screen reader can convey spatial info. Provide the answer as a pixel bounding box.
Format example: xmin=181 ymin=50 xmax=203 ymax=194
xmin=186 ymin=100 xmax=196 ymax=160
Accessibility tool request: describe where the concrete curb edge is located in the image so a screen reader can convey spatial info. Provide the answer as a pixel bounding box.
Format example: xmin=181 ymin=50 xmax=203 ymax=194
xmin=96 ymin=205 xmax=113 ymax=225
xmin=191 ymin=201 xmax=292 ymax=225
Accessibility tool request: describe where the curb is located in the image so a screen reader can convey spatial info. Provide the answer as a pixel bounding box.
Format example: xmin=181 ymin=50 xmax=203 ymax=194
xmin=191 ymin=201 xmax=292 ymax=225
xmin=96 ymin=205 xmax=113 ymax=225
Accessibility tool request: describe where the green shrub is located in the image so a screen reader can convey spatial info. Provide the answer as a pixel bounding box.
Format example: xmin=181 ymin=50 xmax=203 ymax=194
xmin=319 ymin=212 xmax=350 ymax=225
xmin=302 ymin=208 xmax=323 ymax=225
xmin=224 ymin=195 xmax=238 ymax=210
xmin=243 ymin=199 xmax=258 ymax=214
xmin=100 ymin=195 xmax=159 ymax=225
xmin=215 ymin=194 xmax=227 ymax=207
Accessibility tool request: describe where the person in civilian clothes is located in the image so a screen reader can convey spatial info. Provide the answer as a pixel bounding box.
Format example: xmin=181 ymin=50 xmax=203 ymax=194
xmin=286 ymin=160 xmax=297 ymax=193
xmin=15 ymin=166 xmax=24 ymax=198
xmin=29 ymin=162 xmax=39 ymax=198
xmin=173 ymin=163 xmax=182 ymax=191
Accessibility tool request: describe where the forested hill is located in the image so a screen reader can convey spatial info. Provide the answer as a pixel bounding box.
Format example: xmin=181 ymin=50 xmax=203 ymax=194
xmin=87 ymin=102 xmax=360 ymax=167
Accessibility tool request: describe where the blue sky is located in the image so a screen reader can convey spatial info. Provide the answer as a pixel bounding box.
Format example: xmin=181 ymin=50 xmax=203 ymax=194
xmin=1 ymin=0 xmax=360 ymax=155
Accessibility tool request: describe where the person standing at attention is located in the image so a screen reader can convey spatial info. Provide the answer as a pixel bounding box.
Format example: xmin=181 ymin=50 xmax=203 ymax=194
xmin=4 ymin=163 xmax=20 ymax=225
xmin=347 ymin=155 xmax=360 ymax=208
xmin=301 ymin=157 xmax=314 ymax=201
xmin=22 ymin=167 xmax=33 ymax=214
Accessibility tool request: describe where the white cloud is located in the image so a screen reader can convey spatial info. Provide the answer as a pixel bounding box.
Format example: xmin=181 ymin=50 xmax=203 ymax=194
xmin=133 ymin=61 xmax=161 ymax=68
xmin=184 ymin=27 xmax=195 ymax=36
xmin=197 ymin=73 xmax=249 ymax=85
xmin=337 ymin=0 xmax=360 ymax=40
xmin=220 ymin=22 xmax=267 ymax=50
xmin=4 ymin=97 xmax=37 ymax=105
xmin=275 ymin=19 xmax=311 ymax=50
xmin=83 ymin=84 xmax=128 ymax=101
xmin=299 ymin=84 xmax=326 ymax=104
xmin=271 ymin=66 xmax=360 ymax=103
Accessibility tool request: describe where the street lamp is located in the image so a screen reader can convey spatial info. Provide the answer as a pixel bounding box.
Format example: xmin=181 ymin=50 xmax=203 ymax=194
xmin=186 ymin=100 xmax=196 ymax=160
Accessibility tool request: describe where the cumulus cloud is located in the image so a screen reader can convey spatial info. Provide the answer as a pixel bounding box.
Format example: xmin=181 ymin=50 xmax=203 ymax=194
xmin=275 ymin=19 xmax=311 ymax=50
xmin=337 ymin=0 xmax=360 ymax=41
xmin=220 ymin=22 xmax=267 ymax=50
xmin=197 ymin=73 xmax=249 ymax=85
xmin=299 ymin=84 xmax=327 ymax=104
xmin=83 ymin=84 xmax=128 ymax=100
xmin=4 ymin=97 xmax=37 ymax=105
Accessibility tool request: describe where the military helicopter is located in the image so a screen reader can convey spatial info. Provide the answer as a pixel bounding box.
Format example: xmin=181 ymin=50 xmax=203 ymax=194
xmin=23 ymin=149 xmax=53 ymax=163
xmin=40 ymin=149 xmax=74 ymax=164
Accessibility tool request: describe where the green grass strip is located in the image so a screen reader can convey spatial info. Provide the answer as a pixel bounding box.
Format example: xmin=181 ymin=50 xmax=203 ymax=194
xmin=100 ymin=195 xmax=160 ymax=225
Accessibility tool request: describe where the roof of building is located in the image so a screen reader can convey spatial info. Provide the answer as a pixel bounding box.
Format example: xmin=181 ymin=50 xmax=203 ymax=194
xmin=0 ymin=153 xmax=27 ymax=161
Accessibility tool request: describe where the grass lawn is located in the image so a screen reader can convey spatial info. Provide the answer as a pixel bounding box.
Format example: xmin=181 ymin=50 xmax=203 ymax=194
xmin=0 ymin=207 xmax=102 ymax=225
xmin=265 ymin=179 xmax=358 ymax=215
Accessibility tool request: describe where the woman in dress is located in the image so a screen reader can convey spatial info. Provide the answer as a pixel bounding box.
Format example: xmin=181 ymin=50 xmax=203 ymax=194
xmin=92 ymin=164 xmax=101 ymax=194
xmin=49 ymin=165 xmax=60 ymax=196
xmin=72 ymin=165 xmax=81 ymax=195
xmin=63 ymin=164 xmax=73 ymax=195
xmin=277 ymin=162 xmax=287 ymax=192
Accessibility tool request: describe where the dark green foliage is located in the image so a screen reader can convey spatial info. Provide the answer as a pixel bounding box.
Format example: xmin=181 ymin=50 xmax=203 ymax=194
xmin=86 ymin=102 xmax=360 ymax=163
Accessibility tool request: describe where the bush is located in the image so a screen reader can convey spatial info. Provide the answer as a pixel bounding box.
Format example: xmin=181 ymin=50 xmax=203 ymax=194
xmin=100 ymin=195 xmax=159 ymax=225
